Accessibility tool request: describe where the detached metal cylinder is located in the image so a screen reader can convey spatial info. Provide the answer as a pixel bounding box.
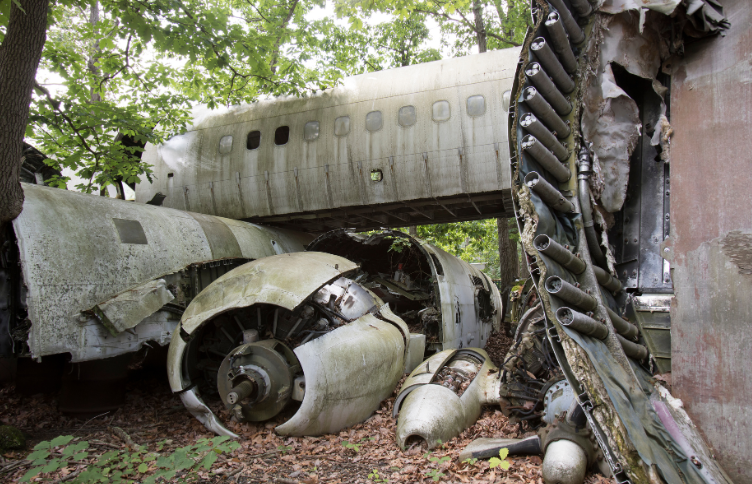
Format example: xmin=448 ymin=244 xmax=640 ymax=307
xmin=525 ymin=62 xmax=572 ymax=115
xmin=533 ymin=234 xmax=586 ymax=274
xmin=521 ymin=135 xmax=571 ymax=183
xmin=607 ymin=307 xmax=639 ymax=340
xmin=548 ymin=0 xmax=585 ymax=44
xmin=523 ymin=87 xmax=570 ymax=139
xmin=545 ymin=276 xmax=597 ymax=311
xmin=525 ymin=172 xmax=574 ymax=213
xmin=592 ymin=265 xmax=623 ymax=293
xmin=531 ymin=38 xmax=575 ymax=94
xmin=545 ymin=13 xmax=577 ymax=74
xmin=520 ymin=113 xmax=569 ymax=161
xmin=617 ymin=334 xmax=649 ymax=361
xmin=556 ymin=307 xmax=609 ymax=340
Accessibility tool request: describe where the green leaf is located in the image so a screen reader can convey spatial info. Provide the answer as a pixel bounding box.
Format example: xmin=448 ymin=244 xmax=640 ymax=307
xmin=138 ymin=463 xmax=149 ymax=473
xmin=50 ymin=435 xmax=74 ymax=447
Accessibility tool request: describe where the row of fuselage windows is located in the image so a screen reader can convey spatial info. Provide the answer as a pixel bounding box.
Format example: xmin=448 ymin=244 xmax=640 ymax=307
xmin=217 ymin=96 xmax=488 ymax=154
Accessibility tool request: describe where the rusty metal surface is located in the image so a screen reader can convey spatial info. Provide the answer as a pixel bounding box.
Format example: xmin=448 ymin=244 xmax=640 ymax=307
xmin=135 ymin=49 xmax=521 ymax=232
xmin=668 ymin=2 xmax=752 ymax=479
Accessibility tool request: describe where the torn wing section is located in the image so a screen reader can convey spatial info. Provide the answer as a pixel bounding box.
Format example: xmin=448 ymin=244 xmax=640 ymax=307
xmin=5 ymin=183 xmax=312 ymax=363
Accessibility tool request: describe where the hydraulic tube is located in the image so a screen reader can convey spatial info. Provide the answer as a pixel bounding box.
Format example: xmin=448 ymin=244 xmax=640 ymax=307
xmin=577 ymin=147 xmax=609 ymax=269
xmin=523 ymin=87 xmax=570 ymax=138
xmin=521 ymin=135 xmax=571 ymax=183
xmin=556 ymin=307 xmax=609 ymax=340
xmin=533 ymin=234 xmax=586 ymax=274
xmin=545 ymin=276 xmax=597 ymax=312
xmin=617 ymin=334 xmax=649 ymax=361
xmin=606 ymin=307 xmax=639 ymax=340
xmin=525 ymin=172 xmax=575 ymax=213
xmin=592 ymin=265 xmax=623 ymax=293
xmin=531 ymin=38 xmax=575 ymax=94
xmin=525 ymin=62 xmax=572 ymax=115
xmin=545 ymin=12 xmax=577 ymax=74
xmin=520 ymin=113 xmax=569 ymax=161
xmin=547 ymin=0 xmax=584 ymax=43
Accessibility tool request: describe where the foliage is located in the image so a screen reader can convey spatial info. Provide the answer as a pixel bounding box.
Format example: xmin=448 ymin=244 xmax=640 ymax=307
xmin=368 ymin=468 xmax=389 ymax=482
xmin=488 ymin=446 xmax=511 ymax=470
xmin=334 ymin=0 xmax=531 ymax=55
xmin=408 ymin=219 xmax=519 ymax=280
xmin=277 ymin=444 xmax=294 ymax=454
xmin=27 ymin=0 xmax=365 ymax=192
xmin=20 ymin=434 xmax=240 ymax=483
xmin=423 ymin=451 xmax=451 ymax=481
xmin=342 ymin=440 xmax=362 ymax=453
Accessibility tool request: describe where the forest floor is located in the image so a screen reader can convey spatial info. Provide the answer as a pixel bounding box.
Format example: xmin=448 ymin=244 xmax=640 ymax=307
xmin=0 ymin=331 xmax=615 ymax=483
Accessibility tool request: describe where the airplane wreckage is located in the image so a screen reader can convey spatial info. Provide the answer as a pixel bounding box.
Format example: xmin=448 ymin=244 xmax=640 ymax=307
xmin=2 ymin=0 xmax=750 ymax=481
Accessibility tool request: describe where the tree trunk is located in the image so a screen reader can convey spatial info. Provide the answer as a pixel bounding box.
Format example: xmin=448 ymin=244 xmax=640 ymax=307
xmin=497 ymin=218 xmax=517 ymax=291
xmin=472 ymin=0 xmax=488 ymax=53
xmin=0 ymin=0 xmax=50 ymax=226
xmin=408 ymin=226 xmax=417 ymax=237
xmin=88 ymin=0 xmax=102 ymax=103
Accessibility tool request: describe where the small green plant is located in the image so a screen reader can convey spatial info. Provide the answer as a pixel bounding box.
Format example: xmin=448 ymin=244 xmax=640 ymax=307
xmin=425 ymin=468 xmax=445 ymax=481
xmin=277 ymin=444 xmax=293 ymax=454
xmin=368 ymin=468 xmax=388 ymax=482
xmin=462 ymin=457 xmax=478 ymax=466
xmin=489 ymin=447 xmax=511 ymax=470
xmin=20 ymin=435 xmax=240 ymax=483
xmin=424 ymin=454 xmax=450 ymax=481
xmin=341 ymin=440 xmax=362 ymax=452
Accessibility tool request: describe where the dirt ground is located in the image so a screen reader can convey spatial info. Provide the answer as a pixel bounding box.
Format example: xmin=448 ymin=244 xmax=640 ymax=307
xmin=0 ymin=332 xmax=615 ymax=483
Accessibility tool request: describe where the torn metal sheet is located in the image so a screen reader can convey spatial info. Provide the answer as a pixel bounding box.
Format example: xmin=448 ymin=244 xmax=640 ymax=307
xmin=179 ymin=252 xmax=357 ymax=334
xmin=599 ymin=0 xmax=680 ymax=16
xmin=7 ymin=183 xmax=312 ymax=362
xmin=94 ymin=279 xmax=175 ymax=335
xmin=581 ymin=12 xmax=666 ymax=213
xmin=308 ymin=229 xmax=502 ymax=352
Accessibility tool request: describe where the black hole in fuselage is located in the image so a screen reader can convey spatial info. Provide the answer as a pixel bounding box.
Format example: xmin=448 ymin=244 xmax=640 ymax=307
xmin=247 ymin=131 xmax=261 ymax=150
xmin=275 ymin=126 xmax=290 ymax=146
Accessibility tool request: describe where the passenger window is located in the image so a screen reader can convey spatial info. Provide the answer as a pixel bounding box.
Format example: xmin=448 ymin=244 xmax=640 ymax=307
xmin=398 ymin=106 xmax=417 ymax=127
xmin=304 ymin=121 xmax=320 ymax=141
xmin=466 ymin=95 xmax=486 ymax=117
xmin=219 ymin=135 xmax=233 ymax=154
xmin=275 ymin=126 xmax=290 ymax=145
xmin=432 ymin=101 xmax=451 ymax=122
xmin=334 ymin=116 xmax=350 ymax=137
xmin=366 ymin=111 xmax=383 ymax=132
xmin=247 ymin=130 xmax=261 ymax=150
